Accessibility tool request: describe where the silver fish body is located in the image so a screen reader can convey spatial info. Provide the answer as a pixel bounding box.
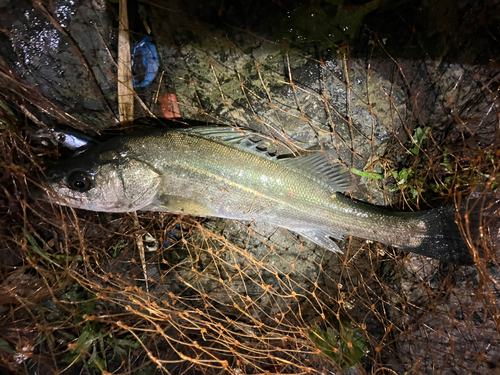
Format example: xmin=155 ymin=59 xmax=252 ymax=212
xmin=44 ymin=126 xmax=472 ymax=264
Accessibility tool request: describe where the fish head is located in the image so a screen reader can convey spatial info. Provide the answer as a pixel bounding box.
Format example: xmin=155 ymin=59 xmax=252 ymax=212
xmin=44 ymin=146 xmax=161 ymax=212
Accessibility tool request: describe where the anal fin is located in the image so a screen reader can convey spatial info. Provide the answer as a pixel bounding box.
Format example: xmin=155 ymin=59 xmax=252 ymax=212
xmin=293 ymin=228 xmax=344 ymax=253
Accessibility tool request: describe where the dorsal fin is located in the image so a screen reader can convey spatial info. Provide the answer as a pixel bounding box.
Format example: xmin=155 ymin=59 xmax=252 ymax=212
xmin=278 ymin=152 xmax=354 ymax=192
xmin=188 ymin=126 xmax=250 ymax=143
xmin=186 ymin=126 xmax=277 ymax=160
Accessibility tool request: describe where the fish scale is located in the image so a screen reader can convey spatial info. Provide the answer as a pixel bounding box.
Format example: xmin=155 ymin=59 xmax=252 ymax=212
xmin=134 ymin=131 xmax=425 ymax=246
xmin=134 ymin=131 xmax=349 ymax=226
xmin=44 ymin=125 xmax=473 ymax=264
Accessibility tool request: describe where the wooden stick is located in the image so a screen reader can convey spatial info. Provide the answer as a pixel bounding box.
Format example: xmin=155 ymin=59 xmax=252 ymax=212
xmin=117 ymin=0 xmax=134 ymax=122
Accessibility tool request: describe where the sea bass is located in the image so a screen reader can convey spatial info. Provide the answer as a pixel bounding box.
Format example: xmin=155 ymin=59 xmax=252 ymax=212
xmin=44 ymin=126 xmax=473 ymax=264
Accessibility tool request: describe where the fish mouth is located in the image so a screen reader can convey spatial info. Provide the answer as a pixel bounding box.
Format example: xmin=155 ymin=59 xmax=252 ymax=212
xmin=30 ymin=169 xmax=74 ymax=207
xmin=29 ymin=168 xmax=64 ymax=202
xmin=29 ymin=181 xmax=50 ymax=201
xmin=29 ymin=183 xmax=66 ymax=205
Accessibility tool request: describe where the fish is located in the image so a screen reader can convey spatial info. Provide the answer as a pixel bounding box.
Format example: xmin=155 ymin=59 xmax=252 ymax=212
xmin=43 ymin=125 xmax=473 ymax=265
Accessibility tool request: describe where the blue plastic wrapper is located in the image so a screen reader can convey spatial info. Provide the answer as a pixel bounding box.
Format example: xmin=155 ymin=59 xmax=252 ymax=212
xmin=132 ymin=37 xmax=160 ymax=88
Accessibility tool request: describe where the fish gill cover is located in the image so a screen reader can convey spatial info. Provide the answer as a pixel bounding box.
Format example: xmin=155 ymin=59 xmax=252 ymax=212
xmin=0 ymin=0 xmax=499 ymax=374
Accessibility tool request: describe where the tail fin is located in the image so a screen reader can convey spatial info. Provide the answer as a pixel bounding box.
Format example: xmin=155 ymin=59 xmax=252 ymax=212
xmin=396 ymin=205 xmax=474 ymax=265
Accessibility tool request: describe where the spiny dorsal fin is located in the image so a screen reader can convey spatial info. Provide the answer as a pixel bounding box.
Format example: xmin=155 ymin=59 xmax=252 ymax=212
xmin=186 ymin=126 xmax=277 ymax=159
xmin=188 ymin=126 xmax=250 ymax=143
xmin=278 ymin=152 xmax=354 ymax=192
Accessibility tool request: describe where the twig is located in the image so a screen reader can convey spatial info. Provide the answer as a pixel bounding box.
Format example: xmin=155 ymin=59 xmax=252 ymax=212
xmin=118 ymin=0 xmax=134 ymax=122
xmin=132 ymin=212 xmax=149 ymax=296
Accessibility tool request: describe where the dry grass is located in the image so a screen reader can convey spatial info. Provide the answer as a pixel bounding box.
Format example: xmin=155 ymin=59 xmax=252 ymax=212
xmin=0 ymin=2 xmax=500 ymax=374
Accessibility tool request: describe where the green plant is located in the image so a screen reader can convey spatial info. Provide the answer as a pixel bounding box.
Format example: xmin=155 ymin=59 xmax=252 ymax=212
xmin=388 ymin=127 xmax=432 ymax=201
xmin=308 ymin=320 xmax=368 ymax=371
xmin=390 ymin=167 xmax=420 ymax=199
xmin=429 ymin=150 xmax=499 ymax=194
xmin=61 ymin=285 xmax=142 ymax=373
xmin=350 ymin=127 xmax=431 ymax=201
xmin=408 ymin=126 xmax=430 ymax=155
xmin=351 ymin=168 xmax=384 ymax=180
xmin=112 ymin=239 xmax=127 ymax=258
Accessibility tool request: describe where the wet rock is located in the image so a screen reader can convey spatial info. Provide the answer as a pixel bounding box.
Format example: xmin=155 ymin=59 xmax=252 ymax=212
xmin=0 ymin=0 xmax=118 ymax=129
xmin=151 ymin=6 xmax=405 ymax=205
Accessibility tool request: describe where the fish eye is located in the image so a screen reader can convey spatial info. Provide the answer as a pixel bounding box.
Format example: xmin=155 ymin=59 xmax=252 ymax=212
xmin=67 ymin=171 xmax=93 ymax=192
xmin=56 ymin=133 xmax=66 ymax=142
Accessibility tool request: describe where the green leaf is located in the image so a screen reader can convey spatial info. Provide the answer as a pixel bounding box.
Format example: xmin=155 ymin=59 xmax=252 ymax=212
xmin=88 ymin=345 xmax=107 ymax=371
xmin=308 ymin=321 xmax=368 ymax=370
xmin=112 ymin=344 xmax=128 ymax=357
xmin=391 ymin=167 xmax=414 ymax=182
xmin=440 ymin=153 xmax=453 ymax=172
xmin=0 ymin=339 xmax=15 ymax=354
xmin=23 ymin=228 xmax=83 ymax=262
xmin=116 ymin=338 xmax=141 ymax=348
xmin=409 ymin=126 xmax=430 ymax=155
xmin=410 ymin=187 xmax=419 ymax=199
xmin=0 ymin=99 xmax=15 ymax=116
xmin=351 ymin=168 xmax=384 ymax=179
xmin=113 ymin=240 xmax=127 ymax=258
